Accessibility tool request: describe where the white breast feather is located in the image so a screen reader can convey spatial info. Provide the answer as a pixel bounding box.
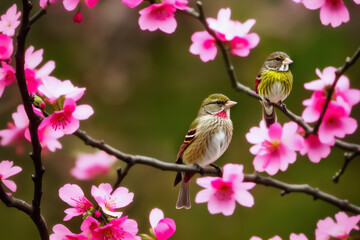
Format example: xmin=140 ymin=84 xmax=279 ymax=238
xmin=268 ymin=81 xmax=285 ymax=103
xmin=199 ymin=129 xmax=228 ymax=167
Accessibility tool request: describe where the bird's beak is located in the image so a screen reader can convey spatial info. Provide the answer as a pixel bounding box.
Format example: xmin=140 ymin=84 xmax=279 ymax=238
xmin=282 ymin=57 xmax=293 ymax=65
xmin=225 ymin=100 xmax=237 ymax=109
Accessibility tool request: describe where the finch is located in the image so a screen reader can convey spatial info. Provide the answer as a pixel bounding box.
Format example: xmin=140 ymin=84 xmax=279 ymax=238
xmin=255 ymin=51 xmax=293 ymax=128
xmin=174 ymin=93 xmax=237 ymax=209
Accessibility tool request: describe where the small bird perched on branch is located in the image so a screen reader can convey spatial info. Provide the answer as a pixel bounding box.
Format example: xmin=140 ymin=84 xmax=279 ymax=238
xmin=174 ymin=93 xmax=237 ymax=209
xmin=255 ymin=51 xmax=293 ymax=127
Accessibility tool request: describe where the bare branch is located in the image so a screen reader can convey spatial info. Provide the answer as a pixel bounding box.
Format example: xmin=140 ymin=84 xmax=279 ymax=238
xmin=245 ymin=174 xmax=360 ymax=214
xmin=111 ymin=164 xmax=134 ymax=194
xmin=29 ymin=8 xmax=46 ymax=25
xmin=73 ymin=129 xmax=360 ymax=214
xmin=333 ymin=151 xmax=360 ymax=183
xmin=312 ymin=47 xmax=360 ymax=134
xmin=12 ymin=0 xmax=49 ymax=239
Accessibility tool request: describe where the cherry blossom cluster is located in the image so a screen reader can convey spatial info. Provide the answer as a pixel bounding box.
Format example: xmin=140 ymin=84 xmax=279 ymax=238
xmin=250 ymin=211 xmax=360 ymax=240
xmin=50 ymin=183 xmax=176 ymax=240
xmin=190 ymin=8 xmax=260 ymax=62
xmin=292 ymin=0 xmax=360 ymax=28
xmin=245 ymin=66 xmax=359 ymax=175
xmin=0 ymin=4 xmax=94 ymax=153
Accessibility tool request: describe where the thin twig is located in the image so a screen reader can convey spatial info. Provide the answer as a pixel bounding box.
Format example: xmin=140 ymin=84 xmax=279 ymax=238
xmin=111 ymin=164 xmax=134 ymax=193
xmin=333 ymin=151 xmax=360 ymax=183
xmin=312 ymin=47 xmax=360 ymax=134
xmin=29 ymin=8 xmax=46 ymax=25
xmin=245 ymin=174 xmax=360 ymax=214
xmin=73 ymin=129 xmax=360 ymax=214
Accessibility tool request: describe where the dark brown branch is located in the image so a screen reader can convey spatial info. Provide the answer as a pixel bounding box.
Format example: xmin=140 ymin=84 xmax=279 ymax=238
xmin=73 ymin=129 xmax=360 ymax=214
xmin=12 ymin=0 xmax=49 ymax=239
xmin=244 ymin=174 xmax=360 ymax=214
xmin=29 ymin=8 xmax=46 ymax=25
xmin=333 ymin=151 xmax=360 ymax=183
xmin=312 ymin=47 xmax=360 ymax=134
xmin=111 ymin=164 xmax=134 ymax=194
xmin=184 ymin=2 xmax=360 ymax=153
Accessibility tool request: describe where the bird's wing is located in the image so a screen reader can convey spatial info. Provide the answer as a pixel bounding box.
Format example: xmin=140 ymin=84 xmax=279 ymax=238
xmin=255 ymin=74 xmax=261 ymax=94
xmin=176 ymin=128 xmax=196 ymax=164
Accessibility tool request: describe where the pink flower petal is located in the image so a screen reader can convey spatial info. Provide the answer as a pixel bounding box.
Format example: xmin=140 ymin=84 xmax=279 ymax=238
xmin=63 ymin=0 xmax=80 ymax=11
xmin=72 ymin=104 xmax=94 ymax=120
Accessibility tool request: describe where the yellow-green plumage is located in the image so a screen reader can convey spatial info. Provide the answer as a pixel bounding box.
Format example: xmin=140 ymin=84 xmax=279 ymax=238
xmin=257 ymin=69 xmax=293 ymax=102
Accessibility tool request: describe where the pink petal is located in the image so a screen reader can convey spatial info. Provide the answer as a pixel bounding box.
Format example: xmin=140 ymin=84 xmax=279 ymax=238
xmin=85 ymin=0 xmax=99 ymax=8
xmin=58 ymin=184 xmax=85 ymax=207
xmin=112 ymin=187 xmax=134 ymax=208
xmin=195 ymin=188 xmax=213 ymax=203
xmin=63 ymin=0 xmax=80 ymax=11
xmin=72 ymin=104 xmax=94 ymax=120
xmin=320 ymin=0 xmax=349 ymax=28
xmin=268 ymin=122 xmax=282 ymax=140
xmin=36 ymin=60 xmax=55 ymax=78
xmin=303 ymin=0 xmax=325 ymax=9
xmin=196 ymin=176 xmax=215 ymax=188
xmin=234 ymin=190 xmax=254 ymax=207
xmin=149 ymin=208 xmax=164 ymax=230
xmin=63 ymin=208 xmax=82 ymax=221
xmin=154 ymin=218 xmax=176 ymax=240
xmin=122 ymin=0 xmax=143 ymax=8
xmin=2 ymin=179 xmax=17 ymax=192
xmin=208 ymin=194 xmax=235 ymax=216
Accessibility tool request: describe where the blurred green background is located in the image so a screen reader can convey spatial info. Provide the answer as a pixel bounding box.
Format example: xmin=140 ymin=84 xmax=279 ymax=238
xmin=0 ymin=0 xmax=360 ymax=239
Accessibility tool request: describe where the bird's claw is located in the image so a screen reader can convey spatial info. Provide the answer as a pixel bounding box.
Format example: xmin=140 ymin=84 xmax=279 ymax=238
xmin=194 ymin=163 xmax=205 ymax=176
xmin=210 ymin=163 xmax=223 ymax=177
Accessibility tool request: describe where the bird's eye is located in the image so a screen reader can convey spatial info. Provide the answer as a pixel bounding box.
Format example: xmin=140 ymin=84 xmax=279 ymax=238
xmin=216 ymin=100 xmax=222 ymax=105
xmin=275 ymin=57 xmax=282 ymax=61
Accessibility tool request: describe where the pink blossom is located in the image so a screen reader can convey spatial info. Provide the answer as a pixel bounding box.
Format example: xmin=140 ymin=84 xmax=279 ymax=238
xmin=37 ymin=76 xmax=85 ymax=104
xmin=25 ymin=46 xmax=55 ymax=94
xmin=0 ymin=160 xmax=22 ymax=192
xmin=58 ymin=184 xmax=94 ymax=221
xmin=250 ymin=236 xmax=282 ymax=240
xmin=63 ymin=0 xmax=99 ymax=11
xmin=250 ymin=234 xmax=308 ymax=240
xmin=122 ymin=0 xmax=143 ymax=8
xmin=0 ymin=61 xmax=16 ymax=97
xmin=190 ymin=8 xmax=259 ymax=62
xmin=40 ymin=98 xmax=93 ymax=135
xmin=0 ymin=34 xmax=13 ymax=60
xmin=0 ymin=4 xmax=21 ymax=37
xmin=71 ymin=151 xmax=116 ymax=180
xmin=189 ymin=31 xmax=217 ymax=62
xmin=299 ymin=134 xmax=332 ymax=163
xmin=149 ymin=208 xmax=176 ymax=240
xmin=50 ymin=224 xmax=87 ymax=240
xmin=317 ymin=104 xmax=357 ymax=145
xmin=91 ymin=183 xmax=134 ymax=217
xmin=289 ymin=233 xmax=308 ymax=240
xmin=39 ymin=0 xmax=56 ymax=9
xmin=195 ymin=164 xmax=255 ymax=216
xmin=303 ymin=67 xmax=360 ymax=119
xmin=302 ymin=0 xmax=349 ymax=28
xmin=246 ymin=121 xmax=304 ymax=175
xmin=354 ymin=0 xmax=360 ymax=3
xmin=138 ymin=0 xmax=188 ymax=34
xmin=90 ymin=216 xmax=139 ymax=240
xmin=0 ymin=105 xmax=29 ymax=155
xmin=25 ymin=114 xmax=64 ymax=152
xmin=315 ymin=211 xmax=360 ymax=240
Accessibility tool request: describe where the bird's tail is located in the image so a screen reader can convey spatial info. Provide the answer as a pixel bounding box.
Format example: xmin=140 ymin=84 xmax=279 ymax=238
xmin=176 ymin=179 xmax=191 ymax=209
xmin=262 ymin=101 xmax=277 ymax=128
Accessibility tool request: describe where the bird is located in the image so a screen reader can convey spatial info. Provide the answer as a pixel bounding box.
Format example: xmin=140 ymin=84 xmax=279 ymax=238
xmin=255 ymin=51 xmax=293 ymax=128
xmin=174 ymin=93 xmax=237 ymax=209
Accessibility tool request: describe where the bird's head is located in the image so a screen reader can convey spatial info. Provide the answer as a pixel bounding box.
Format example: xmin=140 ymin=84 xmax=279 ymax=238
xmin=263 ymin=51 xmax=293 ymax=72
xmin=199 ymin=93 xmax=237 ymax=118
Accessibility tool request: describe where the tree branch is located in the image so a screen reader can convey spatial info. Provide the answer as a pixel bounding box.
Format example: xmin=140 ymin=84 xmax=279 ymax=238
xmin=111 ymin=164 xmax=134 ymax=194
xmin=244 ymin=174 xmax=360 ymax=214
xmin=73 ymin=129 xmax=360 ymax=214
xmin=333 ymin=151 xmax=360 ymax=183
xmin=312 ymin=47 xmax=360 ymax=134
xmin=12 ymin=0 xmax=49 ymax=239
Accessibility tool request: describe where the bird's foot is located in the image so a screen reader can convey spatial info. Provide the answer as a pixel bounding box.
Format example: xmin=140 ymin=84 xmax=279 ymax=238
xmin=265 ymin=98 xmax=271 ymax=104
xmin=210 ymin=163 xmax=223 ymax=177
xmin=194 ymin=163 xmax=205 ymax=176
xmin=279 ymin=101 xmax=287 ymax=112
